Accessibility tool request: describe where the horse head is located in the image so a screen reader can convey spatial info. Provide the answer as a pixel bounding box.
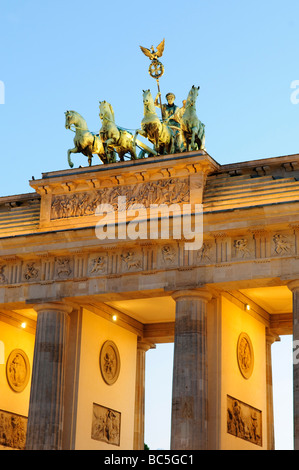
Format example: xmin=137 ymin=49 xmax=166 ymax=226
xmin=142 ymin=89 xmax=156 ymax=115
xmin=65 ymin=110 xmax=75 ymax=129
xmin=65 ymin=110 xmax=87 ymax=131
xmin=187 ymin=85 xmax=200 ymax=106
xmin=142 ymin=89 xmax=152 ymax=105
xmin=99 ymin=100 xmax=115 ymax=122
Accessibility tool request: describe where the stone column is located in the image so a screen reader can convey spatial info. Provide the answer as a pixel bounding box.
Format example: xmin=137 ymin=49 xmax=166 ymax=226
xmin=133 ymin=340 xmax=155 ymax=450
xmin=265 ymin=328 xmax=279 ymax=450
xmin=288 ymin=280 xmax=299 ymax=450
xmin=25 ymin=302 xmax=73 ymax=450
xmin=170 ymin=288 xmax=212 ymax=450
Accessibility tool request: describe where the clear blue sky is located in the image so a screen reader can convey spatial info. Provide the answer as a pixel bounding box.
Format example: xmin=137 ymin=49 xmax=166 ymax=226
xmin=0 ymin=0 xmax=297 ymax=449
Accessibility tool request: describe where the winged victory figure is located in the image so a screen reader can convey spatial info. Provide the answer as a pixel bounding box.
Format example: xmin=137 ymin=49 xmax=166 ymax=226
xmin=139 ymin=39 xmax=165 ymax=61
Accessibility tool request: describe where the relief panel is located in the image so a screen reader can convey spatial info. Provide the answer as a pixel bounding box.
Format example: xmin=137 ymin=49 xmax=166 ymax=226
xmin=120 ymin=251 xmax=143 ymax=272
xmin=237 ymin=332 xmax=254 ymax=379
xmin=50 ymin=177 xmax=190 ymax=220
xmin=91 ymin=403 xmax=121 ymax=446
xmin=99 ymin=340 xmax=121 ymax=385
xmin=272 ymin=232 xmax=294 ymax=256
xmin=0 ymin=228 xmax=298 ymax=288
xmin=0 ymin=409 xmax=27 ymax=450
xmin=227 ymin=395 xmax=262 ymax=446
xmin=196 ymin=240 xmax=215 ymax=264
xmin=6 ymin=348 xmax=30 ymax=393
xmin=232 ymin=237 xmax=253 ymax=260
xmin=158 ymin=244 xmax=178 ymax=268
xmin=88 ymin=254 xmax=108 ymax=276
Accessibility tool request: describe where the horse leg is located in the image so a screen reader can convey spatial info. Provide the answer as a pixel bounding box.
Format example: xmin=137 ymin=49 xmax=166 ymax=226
xmin=93 ymin=136 xmax=108 ymax=164
xmin=169 ymin=134 xmax=175 ymax=154
xmin=100 ymin=149 xmax=116 ymax=164
xmin=180 ymin=131 xmax=186 ymax=152
xmin=130 ymin=143 xmax=137 ymax=160
xmin=133 ymin=130 xmax=139 ymax=146
xmin=133 ymin=129 xmax=146 ymax=146
xmin=97 ymin=153 xmax=107 ymax=164
xmin=118 ymin=151 xmax=125 ymax=161
xmin=67 ymin=147 xmax=79 ymax=168
xmin=154 ymin=131 xmax=160 ymax=155
xmin=110 ymin=150 xmax=117 ymax=163
xmin=104 ymin=138 xmax=115 ymax=157
xmin=195 ymin=135 xmax=202 ymax=150
xmin=199 ymin=130 xmax=206 ymax=150
xmin=191 ymin=128 xmax=197 ymax=150
xmin=182 ymin=132 xmax=189 ymax=152
xmin=83 ymin=146 xmax=94 ymax=167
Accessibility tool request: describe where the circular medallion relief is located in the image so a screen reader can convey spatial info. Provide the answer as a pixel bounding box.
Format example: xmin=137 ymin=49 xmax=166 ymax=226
xmin=237 ymin=332 xmax=254 ymax=379
xmin=100 ymin=340 xmax=120 ymax=385
xmin=6 ymin=349 xmax=30 ymax=392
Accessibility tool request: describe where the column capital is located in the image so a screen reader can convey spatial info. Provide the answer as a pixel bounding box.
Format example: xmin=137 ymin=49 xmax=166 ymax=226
xmin=137 ymin=340 xmax=156 ymax=353
xmin=265 ymin=327 xmax=280 ymax=345
xmin=33 ymin=301 xmax=74 ymax=315
xmin=171 ymin=287 xmax=212 ymax=303
xmin=287 ymin=280 xmax=299 ymax=292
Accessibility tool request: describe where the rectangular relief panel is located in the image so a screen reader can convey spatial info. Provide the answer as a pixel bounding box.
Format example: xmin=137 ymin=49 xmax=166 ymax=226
xmin=227 ymin=395 xmax=262 ymax=447
xmin=91 ymin=403 xmax=121 ymax=446
xmin=0 ymin=409 xmax=27 ymax=449
xmin=50 ymin=178 xmax=190 ymax=220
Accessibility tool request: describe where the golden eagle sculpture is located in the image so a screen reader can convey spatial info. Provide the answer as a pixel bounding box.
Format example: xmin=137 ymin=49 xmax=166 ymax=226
xmin=139 ymin=39 xmax=165 ymax=61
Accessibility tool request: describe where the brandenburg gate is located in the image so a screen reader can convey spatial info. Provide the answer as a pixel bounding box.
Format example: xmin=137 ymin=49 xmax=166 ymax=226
xmin=0 ymin=148 xmax=299 ymax=450
xmin=0 ymin=41 xmax=298 ymax=450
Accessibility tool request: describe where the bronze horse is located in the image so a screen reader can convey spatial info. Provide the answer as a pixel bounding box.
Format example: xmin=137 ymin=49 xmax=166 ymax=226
xmin=65 ymin=110 xmax=115 ymax=167
xmin=134 ymin=89 xmax=174 ymax=155
xmin=180 ymin=85 xmax=205 ymax=151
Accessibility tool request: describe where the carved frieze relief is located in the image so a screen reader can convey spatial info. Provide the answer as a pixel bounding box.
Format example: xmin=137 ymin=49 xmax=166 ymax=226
xmin=233 ymin=238 xmax=251 ymax=259
xmin=196 ymin=241 xmax=214 ymax=264
xmin=0 ymin=228 xmax=298 ymax=287
xmin=121 ymin=251 xmax=143 ymax=271
xmin=23 ymin=262 xmax=40 ymax=281
xmin=50 ymin=177 xmax=190 ymax=220
xmin=88 ymin=254 xmax=108 ymax=275
xmin=55 ymin=257 xmax=72 ymax=279
xmin=0 ymin=264 xmax=7 ymax=284
xmin=272 ymin=233 xmax=294 ymax=256
xmin=160 ymin=245 xmax=177 ymax=266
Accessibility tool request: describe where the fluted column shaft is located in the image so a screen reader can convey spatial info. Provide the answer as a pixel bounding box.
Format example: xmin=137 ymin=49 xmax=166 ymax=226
xmin=133 ymin=341 xmax=154 ymax=450
xmin=170 ymin=288 xmax=212 ymax=450
xmin=265 ymin=328 xmax=279 ymax=450
xmin=26 ymin=302 xmax=72 ymax=450
xmin=288 ymin=281 xmax=299 ymax=450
